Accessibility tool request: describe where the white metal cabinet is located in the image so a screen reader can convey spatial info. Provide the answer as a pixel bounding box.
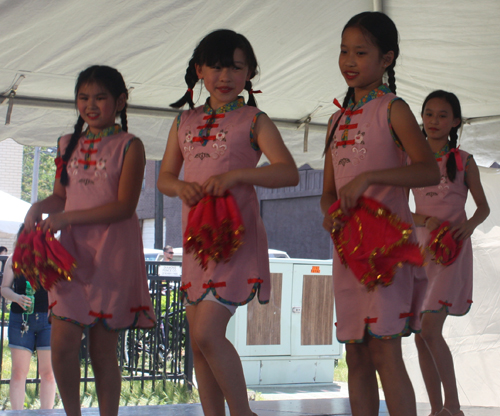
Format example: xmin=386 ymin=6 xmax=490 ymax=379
xmin=226 ymin=258 xmax=343 ymax=386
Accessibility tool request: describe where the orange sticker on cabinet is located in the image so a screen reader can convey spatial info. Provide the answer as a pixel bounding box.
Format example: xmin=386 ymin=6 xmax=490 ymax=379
xmin=311 ymin=266 xmax=320 ymax=273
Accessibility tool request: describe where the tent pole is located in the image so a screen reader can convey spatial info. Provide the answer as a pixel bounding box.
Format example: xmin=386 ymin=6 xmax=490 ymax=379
xmin=373 ymin=0 xmax=383 ymax=12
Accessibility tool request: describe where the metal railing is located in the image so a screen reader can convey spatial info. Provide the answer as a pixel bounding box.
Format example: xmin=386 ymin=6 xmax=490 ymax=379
xmin=0 ymin=257 xmax=193 ymax=392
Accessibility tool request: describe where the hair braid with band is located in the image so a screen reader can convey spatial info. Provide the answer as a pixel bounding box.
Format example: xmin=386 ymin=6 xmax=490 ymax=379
xmin=170 ymin=29 xmax=259 ymax=110
xmin=324 ymin=87 xmax=354 ymax=154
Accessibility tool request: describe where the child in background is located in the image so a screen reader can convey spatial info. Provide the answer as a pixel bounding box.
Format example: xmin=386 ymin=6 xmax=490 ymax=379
xmin=24 ymin=65 xmax=155 ymax=416
xmin=2 ymin=227 xmax=56 ymax=410
xmin=158 ymin=29 xmax=298 ymax=416
xmin=320 ymin=12 xmax=440 ymax=416
xmin=412 ymin=90 xmax=489 ymax=416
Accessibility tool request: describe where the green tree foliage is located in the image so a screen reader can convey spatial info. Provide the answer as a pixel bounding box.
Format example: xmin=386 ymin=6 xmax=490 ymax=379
xmin=21 ymin=146 xmax=57 ymax=203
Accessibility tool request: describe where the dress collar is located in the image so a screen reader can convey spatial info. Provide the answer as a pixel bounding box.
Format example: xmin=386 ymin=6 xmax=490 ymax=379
xmin=348 ymin=84 xmax=391 ymax=111
xmin=85 ymin=124 xmax=122 ymax=139
xmin=203 ymin=97 xmax=246 ymax=115
xmin=435 ymin=142 xmax=450 ymax=158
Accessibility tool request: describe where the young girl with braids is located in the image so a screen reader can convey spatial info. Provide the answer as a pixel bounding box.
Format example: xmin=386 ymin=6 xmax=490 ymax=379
xmin=158 ymin=29 xmax=298 ymax=416
xmin=24 ymin=65 xmax=155 ymax=416
xmin=320 ymin=12 xmax=440 ymax=416
xmin=411 ymin=91 xmax=489 ymax=416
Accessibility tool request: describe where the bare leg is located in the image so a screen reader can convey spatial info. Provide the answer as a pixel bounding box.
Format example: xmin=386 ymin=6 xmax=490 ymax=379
xmin=37 ymin=350 xmax=56 ymax=409
xmin=415 ymin=331 xmax=443 ymax=414
xmin=50 ymin=318 xmax=84 ymax=416
xmin=187 ymin=301 xmax=254 ymax=416
xmin=420 ymin=311 xmax=461 ymax=415
xmin=186 ymin=305 xmax=225 ymax=416
xmin=368 ymin=336 xmax=417 ymax=416
xmin=345 ymin=343 xmax=379 ymax=416
xmin=9 ymin=348 xmax=32 ymax=410
xmin=89 ymin=321 xmax=121 ymax=416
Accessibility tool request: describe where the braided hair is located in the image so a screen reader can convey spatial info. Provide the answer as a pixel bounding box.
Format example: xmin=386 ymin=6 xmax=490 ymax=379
xmin=59 ymin=65 xmax=129 ymax=186
xmin=421 ymin=90 xmax=462 ymax=182
xmin=170 ymin=29 xmax=259 ymax=109
xmin=325 ymin=12 xmax=400 ymax=153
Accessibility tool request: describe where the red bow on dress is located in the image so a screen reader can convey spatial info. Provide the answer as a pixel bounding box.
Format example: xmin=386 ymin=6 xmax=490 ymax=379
xmin=427 ymin=221 xmax=463 ymax=266
xmin=183 ymin=192 xmax=245 ymax=271
xmin=329 ymin=196 xmax=424 ymax=290
xmin=12 ymin=228 xmax=75 ymax=290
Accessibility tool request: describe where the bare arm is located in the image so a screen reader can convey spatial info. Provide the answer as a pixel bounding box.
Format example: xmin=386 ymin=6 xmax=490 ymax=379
xmin=451 ymin=158 xmax=490 ymax=240
xmin=157 ymin=121 xmax=204 ymax=207
xmin=202 ymin=114 xmax=299 ymax=195
xmin=37 ymin=138 xmax=146 ymax=233
xmin=337 ymin=100 xmax=440 ymax=212
xmin=1 ymin=257 xmax=31 ymax=310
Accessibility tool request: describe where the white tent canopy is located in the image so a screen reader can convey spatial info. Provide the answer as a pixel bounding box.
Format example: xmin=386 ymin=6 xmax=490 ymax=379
xmin=0 ymin=190 xmax=30 ymax=234
xmin=1 ymin=0 xmax=500 ymax=168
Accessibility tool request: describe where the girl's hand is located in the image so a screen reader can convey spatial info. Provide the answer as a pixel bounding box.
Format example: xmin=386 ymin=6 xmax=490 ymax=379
xmin=16 ymin=294 xmax=32 ymax=311
xmin=323 ymin=213 xmax=344 ymax=234
xmin=425 ymin=216 xmax=441 ymax=232
xmin=177 ymin=181 xmax=204 ymax=207
xmin=450 ymin=220 xmax=476 ymax=241
xmin=24 ymin=204 xmax=43 ymax=232
xmin=202 ymin=171 xmax=239 ymax=197
xmin=38 ymin=212 xmax=70 ymax=233
xmin=337 ymin=172 xmax=370 ymax=213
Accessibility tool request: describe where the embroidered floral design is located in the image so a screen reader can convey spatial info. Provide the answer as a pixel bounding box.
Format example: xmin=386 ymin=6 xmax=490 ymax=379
xmin=215 ymin=129 xmax=227 ymax=141
xmin=195 ymin=152 xmax=210 ymax=160
xmin=94 ymin=158 xmax=107 ymax=180
xmin=354 ymin=131 xmax=365 ymax=144
xmin=338 ymin=157 xmax=351 ymax=166
xmin=351 ymin=147 xmax=367 ymax=165
xmin=185 ymin=130 xmax=193 ymax=143
xmin=426 ymin=191 xmax=438 ymax=197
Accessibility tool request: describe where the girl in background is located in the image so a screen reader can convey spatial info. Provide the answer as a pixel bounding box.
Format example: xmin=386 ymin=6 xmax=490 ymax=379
xmin=2 ymin=228 xmax=56 ymax=410
xmin=412 ymin=90 xmax=489 ymax=416
xmin=321 ymin=12 xmax=440 ymax=416
xmin=158 ymin=29 xmax=298 ymax=416
xmin=24 ymin=65 xmax=155 ymax=416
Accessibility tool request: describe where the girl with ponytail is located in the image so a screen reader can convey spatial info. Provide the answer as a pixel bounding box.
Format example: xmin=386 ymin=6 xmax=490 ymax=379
xmin=158 ymin=29 xmax=298 ymax=416
xmin=24 ymin=65 xmax=154 ymax=416
xmin=320 ymin=12 xmax=440 ymax=416
xmin=411 ymin=90 xmax=489 ymax=416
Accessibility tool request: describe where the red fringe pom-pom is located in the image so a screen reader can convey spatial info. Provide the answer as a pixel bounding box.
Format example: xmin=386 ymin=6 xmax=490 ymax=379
xmin=183 ymin=192 xmax=244 ymax=271
xmin=329 ymin=196 xmax=424 ymax=291
xmin=12 ymin=228 xmax=75 ymax=291
xmin=427 ymin=221 xmax=463 ymax=266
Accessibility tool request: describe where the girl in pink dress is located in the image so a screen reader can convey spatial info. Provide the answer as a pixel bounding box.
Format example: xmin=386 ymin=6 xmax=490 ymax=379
xmin=321 ymin=12 xmax=440 ymax=416
xmin=411 ymin=91 xmax=489 ymax=416
xmin=157 ymin=29 xmax=298 ymax=416
xmin=24 ymin=65 xmax=155 ymax=416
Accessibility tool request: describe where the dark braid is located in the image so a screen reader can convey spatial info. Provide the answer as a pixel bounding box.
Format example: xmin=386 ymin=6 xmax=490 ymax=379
xmin=245 ymin=81 xmax=257 ymax=107
xmin=324 ymin=87 xmax=354 ymax=154
xmin=446 ymin=127 xmax=459 ymax=182
xmin=387 ymin=66 xmax=397 ymax=94
xmin=171 ymin=29 xmax=259 ymax=109
xmin=421 ymin=90 xmax=462 ymax=183
xmin=60 ymin=116 xmax=85 ymax=186
xmin=120 ymin=106 xmax=128 ymax=132
xmin=170 ymin=58 xmax=198 ymax=109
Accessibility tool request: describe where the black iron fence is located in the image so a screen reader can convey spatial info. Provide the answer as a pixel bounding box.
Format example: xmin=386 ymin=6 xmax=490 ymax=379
xmin=0 ymin=256 xmax=192 ymax=392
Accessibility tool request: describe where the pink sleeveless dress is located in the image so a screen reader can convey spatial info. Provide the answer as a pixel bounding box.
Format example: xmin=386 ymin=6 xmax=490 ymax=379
xmin=49 ymin=125 xmax=155 ymax=329
xmin=329 ymin=85 xmax=427 ymax=343
xmin=177 ymin=98 xmax=270 ymax=306
xmin=412 ymin=144 xmax=473 ymax=315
